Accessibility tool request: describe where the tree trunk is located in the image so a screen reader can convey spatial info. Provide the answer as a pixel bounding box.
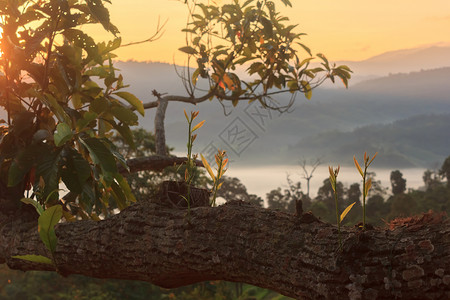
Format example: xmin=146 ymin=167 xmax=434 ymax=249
xmin=154 ymin=97 xmax=168 ymax=156
xmin=1 ymin=198 xmax=449 ymax=300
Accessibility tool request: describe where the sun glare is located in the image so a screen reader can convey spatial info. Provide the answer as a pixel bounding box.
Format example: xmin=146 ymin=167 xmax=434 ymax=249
xmin=0 ymin=27 xmax=3 ymax=58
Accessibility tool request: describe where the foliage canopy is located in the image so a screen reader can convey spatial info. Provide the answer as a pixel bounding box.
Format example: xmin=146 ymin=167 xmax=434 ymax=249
xmin=178 ymin=0 xmax=351 ymax=108
xmin=0 ymin=0 xmax=142 ymax=219
xmin=0 ymin=0 xmax=351 ymax=220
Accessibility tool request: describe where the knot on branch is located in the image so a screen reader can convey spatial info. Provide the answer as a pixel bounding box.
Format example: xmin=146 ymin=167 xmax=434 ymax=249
xmin=299 ymin=211 xmax=321 ymax=224
xmin=152 ymin=89 xmax=162 ymax=98
xmin=153 ymin=181 xmax=210 ymax=208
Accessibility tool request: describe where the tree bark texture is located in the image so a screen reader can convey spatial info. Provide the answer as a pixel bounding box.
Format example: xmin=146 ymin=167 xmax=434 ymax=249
xmin=154 ymin=97 xmax=169 ymax=156
xmin=119 ymin=155 xmax=203 ymax=174
xmin=1 ymin=198 xmax=449 ymax=300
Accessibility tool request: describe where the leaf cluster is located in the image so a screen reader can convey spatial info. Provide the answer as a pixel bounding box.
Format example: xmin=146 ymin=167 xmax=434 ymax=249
xmin=179 ymin=0 xmax=351 ymax=109
xmin=0 ymin=0 xmax=142 ymax=219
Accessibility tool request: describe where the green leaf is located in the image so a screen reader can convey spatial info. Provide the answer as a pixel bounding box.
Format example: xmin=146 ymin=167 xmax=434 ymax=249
xmin=179 ymin=46 xmax=198 ymax=55
xmin=280 ymin=0 xmax=292 ymax=7
xmin=80 ymin=137 xmax=117 ymax=185
xmin=86 ymin=0 xmax=119 ymax=35
xmin=368 ymin=152 xmax=378 ymax=166
xmin=17 ymin=8 xmax=45 ymax=26
xmin=36 ymin=93 xmax=72 ymax=126
xmin=76 ymin=111 xmax=98 ymax=131
xmin=90 ymin=97 xmax=109 ymax=114
xmin=115 ymin=173 xmax=136 ymax=205
xmin=365 ymin=178 xmax=373 ymax=197
xmin=201 ymin=154 xmax=215 ymax=181
xmin=61 ymin=148 xmax=92 ymax=194
xmin=340 ymin=202 xmax=356 ymax=223
xmin=113 ymin=92 xmax=144 ymax=116
xmin=21 ymin=198 xmax=44 ymax=215
xmin=101 ymin=138 xmax=129 ymax=171
xmin=110 ymin=180 xmax=128 ymax=210
xmin=108 ymin=121 xmax=135 ymax=149
xmin=36 ymin=149 xmax=63 ymax=204
xmin=12 ymin=255 xmax=53 ymax=265
xmin=260 ymin=17 xmax=273 ymax=38
xmin=111 ymin=106 xmax=138 ymax=125
xmin=300 ymin=81 xmax=312 ymax=99
xmin=317 ymin=53 xmax=330 ymax=71
xmin=192 ymin=120 xmax=205 ymax=132
xmin=247 ymin=62 xmax=265 ymax=75
xmin=54 ymin=122 xmax=73 ymax=147
xmin=353 ymin=156 xmax=364 ymax=177
xmin=192 ymin=68 xmax=201 ymax=86
xmin=38 ymin=205 xmax=62 ymax=253
xmin=33 ymin=129 xmax=52 ymax=144
xmin=8 ymin=147 xmax=36 ymax=187
xmin=297 ymin=42 xmax=312 ymax=56
xmin=63 ymin=28 xmax=99 ymax=62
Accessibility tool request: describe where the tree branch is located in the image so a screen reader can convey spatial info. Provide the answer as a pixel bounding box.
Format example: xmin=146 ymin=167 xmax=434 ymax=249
xmin=1 ymin=197 xmax=449 ymax=299
xmin=119 ymin=155 xmax=203 ymax=174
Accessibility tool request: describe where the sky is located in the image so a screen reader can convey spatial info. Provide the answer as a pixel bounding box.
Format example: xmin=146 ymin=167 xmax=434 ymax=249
xmin=89 ymin=0 xmax=450 ymax=64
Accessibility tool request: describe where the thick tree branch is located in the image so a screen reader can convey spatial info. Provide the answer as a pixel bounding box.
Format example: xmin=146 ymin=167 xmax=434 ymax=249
xmin=1 ymin=197 xmax=449 ymax=299
xmin=119 ymin=155 xmax=203 ymax=174
xmin=138 ymin=92 xmax=214 ymax=111
xmin=139 ymin=89 xmax=298 ymax=111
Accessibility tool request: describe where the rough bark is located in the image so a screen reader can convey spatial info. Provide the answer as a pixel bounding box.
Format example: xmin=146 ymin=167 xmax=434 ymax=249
xmin=1 ymin=196 xmax=449 ymax=299
xmin=119 ymin=155 xmax=203 ymax=174
xmin=154 ymin=97 xmax=169 ymax=156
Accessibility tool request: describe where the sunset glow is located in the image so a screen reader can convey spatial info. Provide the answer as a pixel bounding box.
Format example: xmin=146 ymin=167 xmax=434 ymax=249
xmin=87 ymin=0 xmax=450 ymax=64
xmin=0 ymin=27 xmax=3 ymax=58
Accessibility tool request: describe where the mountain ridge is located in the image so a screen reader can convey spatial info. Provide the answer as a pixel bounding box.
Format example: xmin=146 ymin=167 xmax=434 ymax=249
xmin=109 ymin=46 xmax=450 ymax=168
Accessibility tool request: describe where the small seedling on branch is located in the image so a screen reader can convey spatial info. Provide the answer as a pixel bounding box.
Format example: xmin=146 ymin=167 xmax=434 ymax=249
xmin=353 ymin=152 xmax=378 ymax=229
xmin=329 ymin=166 xmax=355 ymax=249
xmin=183 ymin=110 xmax=205 ymax=208
xmin=201 ymin=149 xmax=228 ymax=206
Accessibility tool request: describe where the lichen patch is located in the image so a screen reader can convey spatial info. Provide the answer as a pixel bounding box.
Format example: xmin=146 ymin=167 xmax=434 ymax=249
xmin=402 ymin=265 xmax=425 ymax=281
xmin=418 ymin=239 xmax=434 ymax=253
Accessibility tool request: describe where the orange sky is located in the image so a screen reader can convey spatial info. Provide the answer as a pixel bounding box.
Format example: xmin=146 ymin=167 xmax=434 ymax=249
xmin=89 ymin=0 xmax=450 ymax=63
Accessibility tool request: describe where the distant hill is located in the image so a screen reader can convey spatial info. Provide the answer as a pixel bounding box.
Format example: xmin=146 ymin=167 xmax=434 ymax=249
xmin=287 ymin=114 xmax=450 ymax=168
xmin=337 ymin=46 xmax=450 ymax=80
xmin=110 ymin=49 xmax=450 ymax=168
xmin=115 ymin=45 xmax=450 ymax=94
xmin=350 ymin=67 xmax=450 ymax=100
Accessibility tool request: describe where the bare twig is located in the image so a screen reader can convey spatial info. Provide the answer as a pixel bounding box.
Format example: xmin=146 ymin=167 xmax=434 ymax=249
xmin=299 ymin=157 xmax=322 ymax=198
xmin=121 ymin=17 xmax=168 ymax=47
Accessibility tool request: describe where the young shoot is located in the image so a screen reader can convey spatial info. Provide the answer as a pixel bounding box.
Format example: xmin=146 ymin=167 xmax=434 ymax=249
xmin=201 ymin=149 xmax=228 ymax=206
xmin=353 ymin=152 xmax=378 ymax=229
xmin=183 ymin=110 xmax=205 ymax=208
xmin=329 ymin=165 xmax=356 ymax=250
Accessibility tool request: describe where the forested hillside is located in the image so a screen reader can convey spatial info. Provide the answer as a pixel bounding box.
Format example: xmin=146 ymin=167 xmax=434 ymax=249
xmin=114 ymin=62 xmax=450 ymax=167
xmin=287 ymin=113 xmax=450 ymax=167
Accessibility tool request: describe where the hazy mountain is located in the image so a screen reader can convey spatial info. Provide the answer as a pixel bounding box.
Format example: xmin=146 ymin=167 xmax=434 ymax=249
xmin=337 ymin=46 xmax=450 ymax=83
xmin=286 ymin=113 xmax=450 ymax=168
xmin=115 ymin=45 xmax=450 ymax=95
xmin=111 ymin=47 xmax=450 ymax=168
xmin=350 ymin=67 xmax=450 ymax=101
